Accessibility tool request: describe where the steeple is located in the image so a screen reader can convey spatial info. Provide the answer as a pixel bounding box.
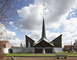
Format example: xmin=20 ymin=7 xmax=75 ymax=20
xmin=42 ymin=19 xmax=46 ymax=39
xmin=38 ymin=3 xmax=49 ymax=42
xmin=38 ymin=19 xmax=49 ymax=42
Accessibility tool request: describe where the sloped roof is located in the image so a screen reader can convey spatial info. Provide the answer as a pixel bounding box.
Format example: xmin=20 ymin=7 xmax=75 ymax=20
xmin=25 ymin=19 xmax=62 ymax=47
xmin=0 ymin=41 xmax=11 ymax=48
xmin=26 ymin=35 xmax=35 ymax=47
xmin=50 ymin=34 xmax=62 ymax=47
xmin=34 ymin=38 xmax=54 ymax=47
xmin=26 ymin=35 xmax=34 ymax=42
xmin=0 ymin=41 xmax=9 ymax=44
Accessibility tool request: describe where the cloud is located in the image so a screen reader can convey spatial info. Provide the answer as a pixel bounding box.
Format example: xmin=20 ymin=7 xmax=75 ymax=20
xmin=9 ymin=38 xmax=24 ymax=46
xmin=17 ymin=0 xmax=75 ymax=31
xmin=0 ymin=23 xmax=16 ymax=39
xmin=17 ymin=4 xmax=43 ymax=30
xmin=9 ymin=21 xmax=14 ymax=26
xmin=0 ymin=23 xmax=22 ymax=46
xmin=63 ymin=18 xmax=77 ymax=32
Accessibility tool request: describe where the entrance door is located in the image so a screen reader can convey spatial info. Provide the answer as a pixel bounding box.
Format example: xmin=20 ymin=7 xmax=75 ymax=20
xmin=45 ymin=49 xmax=52 ymax=53
xmin=35 ymin=49 xmax=42 ymax=53
xmin=9 ymin=49 xmax=13 ymax=53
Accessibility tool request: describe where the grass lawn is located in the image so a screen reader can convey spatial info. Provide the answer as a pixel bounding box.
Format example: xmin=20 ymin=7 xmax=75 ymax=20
xmin=5 ymin=53 xmax=55 ymax=57
xmin=68 ymin=54 xmax=77 ymax=57
xmin=56 ymin=52 xmax=77 ymax=54
xmin=5 ymin=53 xmax=77 ymax=57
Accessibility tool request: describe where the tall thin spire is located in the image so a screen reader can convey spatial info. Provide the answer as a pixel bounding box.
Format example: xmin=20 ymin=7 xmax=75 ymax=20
xmin=38 ymin=4 xmax=49 ymax=42
xmin=38 ymin=19 xmax=49 ymax=42
xmin=37 ymin=19 xmax=49 ymax=43
xmin=42 ymin=19 xmax=46 ymax=39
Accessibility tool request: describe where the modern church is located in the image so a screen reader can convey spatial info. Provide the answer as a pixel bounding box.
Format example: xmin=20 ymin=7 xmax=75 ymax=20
xmin=10 ymin=19 xmax=63 ymax=53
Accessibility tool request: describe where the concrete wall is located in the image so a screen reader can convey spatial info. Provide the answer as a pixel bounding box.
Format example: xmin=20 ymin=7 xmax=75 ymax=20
xmin=3 ymin=47 xmax=63 ymax=53
xmin=12 ymin=47 xmax=34 ymax=53
xmin=24 ymin=47 xmax=34 ymax=53
xmin=3 ymin=48 xmax=9 ymax=53
xmin=52 ymin=47 xmax=63 ymax=53
xmin=12 ymin=48 xmax=23 ymax=53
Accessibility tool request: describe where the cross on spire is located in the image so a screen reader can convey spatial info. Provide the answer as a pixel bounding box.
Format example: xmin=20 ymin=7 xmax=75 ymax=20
xmin=41 ymin=3 xmax=47 ymax=19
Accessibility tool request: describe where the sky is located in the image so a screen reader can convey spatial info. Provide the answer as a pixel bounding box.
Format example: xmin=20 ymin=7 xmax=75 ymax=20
xmin=0 ymin=0 xmax=77 ymax=47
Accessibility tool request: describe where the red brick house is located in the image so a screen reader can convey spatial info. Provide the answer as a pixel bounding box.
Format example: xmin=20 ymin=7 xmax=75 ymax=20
xmin=63 ymin=45 xmax=73 ymax=52
xmin=0 ymin=41 xmax=11 ymax=53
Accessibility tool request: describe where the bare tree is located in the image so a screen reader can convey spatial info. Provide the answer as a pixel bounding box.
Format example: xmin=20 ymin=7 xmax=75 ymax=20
xmin=0 ymin=0 xmax=29 ymax=59
xmin=0 ymin=0 xmax=19 ymax=25
xmin=0 ymin=0 xmax=19 ymax=59
xmin=0 ymin=0 xmax=20 ymax=39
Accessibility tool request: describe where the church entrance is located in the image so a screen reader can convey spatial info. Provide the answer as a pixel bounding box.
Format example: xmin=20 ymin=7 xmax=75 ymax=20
xmin=45 ymin=49 xmax=52 ymax=53
xmin=35 ymin=49 xmax=42 ymax=53
xmin=34 ymin=47 xmax=52 ymax=53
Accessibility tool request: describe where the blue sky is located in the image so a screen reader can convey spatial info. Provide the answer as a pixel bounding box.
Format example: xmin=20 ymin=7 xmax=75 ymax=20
xmin=0 ymin=0 xmax=77 ymax=47
xmin=6 ymin=0 xmax=35 ymax=40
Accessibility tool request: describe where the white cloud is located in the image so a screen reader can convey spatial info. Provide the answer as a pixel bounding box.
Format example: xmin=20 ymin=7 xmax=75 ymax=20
xmin=9 ymin=38 xmax=23 ymax=46
xmin=63 ymin=18 xmax=77 ymax=32
xmin=9 ymin=21 xmax=14 ymax=26
xmin=17 ymin=0 xmax=75 ymax=31
xmin=72 ymin=0 xmax=77 ymax=8
xmin=17 ymin=4 xmax=43 ymax=30
xmin=0 ymin=23 xmax=16 ymax=39
xmin=0 ymin=23 xmax=22 ymax=46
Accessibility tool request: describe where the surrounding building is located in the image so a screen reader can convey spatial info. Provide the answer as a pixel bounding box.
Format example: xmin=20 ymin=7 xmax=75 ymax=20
xmin=63 ymin=45 xmax=73 ymax=52
xmin=0 ymin=41 xmax=11 ymax=53
xmin=73 ymin=40 xmax=77 ymax=52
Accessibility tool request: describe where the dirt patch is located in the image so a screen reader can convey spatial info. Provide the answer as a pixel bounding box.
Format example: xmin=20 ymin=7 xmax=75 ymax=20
xmin=14 ymin=57 xmax=77 ymax=60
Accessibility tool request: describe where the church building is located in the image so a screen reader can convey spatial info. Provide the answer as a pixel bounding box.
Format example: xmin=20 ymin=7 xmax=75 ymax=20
xmin=25 ymin=19 xmax=63 ymax=53
xmin=9 ymin=19 xmax=63 ymax=53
